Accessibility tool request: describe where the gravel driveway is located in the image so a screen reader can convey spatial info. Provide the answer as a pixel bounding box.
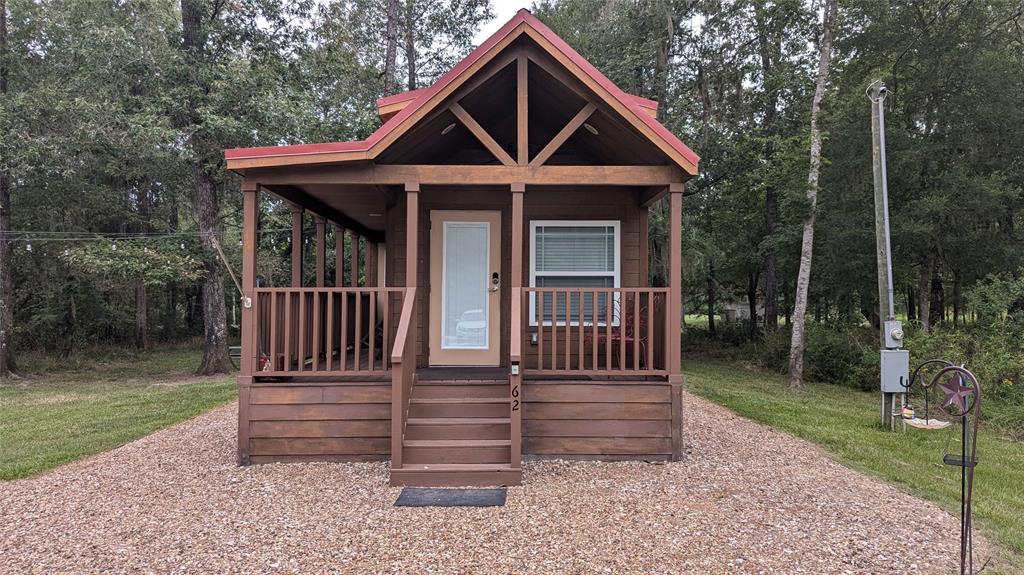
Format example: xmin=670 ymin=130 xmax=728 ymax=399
xmin=1 ymin=392 xmax=982 ymax=574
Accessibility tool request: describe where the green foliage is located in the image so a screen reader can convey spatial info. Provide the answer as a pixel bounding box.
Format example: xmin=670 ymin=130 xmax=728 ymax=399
xmin=755 ymin=322 xmax=877 ymax=390
xmin=61 ymin=241 xmax=204 ymax=287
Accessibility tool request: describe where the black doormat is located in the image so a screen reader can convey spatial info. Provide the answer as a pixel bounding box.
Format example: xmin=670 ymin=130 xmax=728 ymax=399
xmin=394 ymin=487 xmax=507 ymax=507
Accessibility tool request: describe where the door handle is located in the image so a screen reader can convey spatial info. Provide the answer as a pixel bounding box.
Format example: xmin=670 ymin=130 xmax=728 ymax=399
xmin=489 ymin=271 xmax=500 ymax=292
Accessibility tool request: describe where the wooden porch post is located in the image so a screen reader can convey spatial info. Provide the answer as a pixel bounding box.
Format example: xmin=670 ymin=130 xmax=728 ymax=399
xmin=392 ymin=182 xmax=419 ymax=472
xmin=314 ymin=215 xmax=326 ymax=287
xmin=290 ymin=205 xmax=303 ymax=287
xmin=348 ymin=230 xmax=360 ymax=287
xmin=510 ymin=183 xmax=525 ymax=469
xmin=333 ymin=225 xmax=344 ymax=286
xmin=366 ymin=242 xmax=379 ymax=287
xmin=668 ymin=182 xmax=684 ymax=461
xmin=238 ymin=181 xmax=259 ymax=465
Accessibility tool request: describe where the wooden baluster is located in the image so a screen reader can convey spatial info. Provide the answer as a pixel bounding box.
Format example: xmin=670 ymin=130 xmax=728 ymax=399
xmin=551 ymin=292 xmax=558 ymax=370
xmin=269 ymin=292 xmax=278 ymax=373
xmin=369 ymin=290 xmax=377 ymax=371
xmin=354 ymin=290 xmax=362 ymax=371
xmin=298 ymin=292 xmax=306 ymax=372
xmin=619 ymin=291 xmax=626 ymax=371
xmin=565 ymin=290 xmax=573 ymax=366
xmin=577 ymin=290 xmax=584 ymax=371
xmin=592 ymin=290 xmax=598 ymax=370
xmin=536 ymin=291 xmax=543 ymax=371
xmin=606 ymin=291 xmax=613 ymax=371
xmin=340 ymin=291 xmax=348 ymax=371
xmin=647 ymin=292 xmax=654 ymax=371
xmin=663 ymin=292 xmax=670 ymax=372
xmin=312 ymin=291 xmax=321 ymax=372
xmin=634 ymin=290 xmax=640 ymax=371
xmin=326 ymin=291 xmax=334 ymax=372
xmin=284 ymin=292 xmax=293 ymax=372
xmin=382 ymin=291 xmax=390 ymax=370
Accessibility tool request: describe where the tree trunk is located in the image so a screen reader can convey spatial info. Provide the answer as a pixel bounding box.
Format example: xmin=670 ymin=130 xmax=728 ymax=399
xmin=404 ymin=0 xmax=417 ymax=91
xmin=181 ymin=0 xmax=232 ymax=374
xmin=918 ymin=259 xmax=932 ymax=332
xmin=194 ymin=167 xmax=233 ymax=375
xmin=0 ymin=0 xmax=16 ymax=377
xmin=747 ymin=271 xmax=759 ymax=338
xmin=787 ymin=0 xmax=837 ymax=389
xmin=383 ymin=0 xmax=400 ymax=96
xmin=755 ymin=3 xmax=780 ymax=331
xmin=134 ymin=280 xmax=149 ymax=350
xmin=930 ymin=271 xmax=944 ymax=326
xmin=952 ymin=271 xmax=961 ymax=327
xmin=906 ymin=285 xmax=916 ymax=322
xmin=706 ymin=264 xmax=717 ymax=338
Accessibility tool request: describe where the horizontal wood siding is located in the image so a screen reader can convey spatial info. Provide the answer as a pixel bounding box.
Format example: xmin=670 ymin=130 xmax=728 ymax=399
xmin=522 ymin=381 xmax=672 ymax=460
xmin=246 ymin=382 xmax=391 ymax=462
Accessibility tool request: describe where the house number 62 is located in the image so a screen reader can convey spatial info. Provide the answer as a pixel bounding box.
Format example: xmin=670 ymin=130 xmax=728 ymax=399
xmin=511 ymin=385 xmax=520 ymax=411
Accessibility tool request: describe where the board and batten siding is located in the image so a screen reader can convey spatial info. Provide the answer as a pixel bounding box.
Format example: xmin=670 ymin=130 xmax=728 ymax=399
xmin=522 ymin=382 xmax=675 ymax=460
xmin=246 ymin=383 xmax=391 ymax=463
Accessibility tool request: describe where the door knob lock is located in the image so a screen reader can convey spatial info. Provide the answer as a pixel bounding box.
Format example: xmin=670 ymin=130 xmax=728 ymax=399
xmin=489 ymin=271 xmax=500 ymax=292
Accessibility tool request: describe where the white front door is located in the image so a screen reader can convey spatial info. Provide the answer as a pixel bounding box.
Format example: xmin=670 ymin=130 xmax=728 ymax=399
xmin=428 ymin=210 xmax=501 ymax=366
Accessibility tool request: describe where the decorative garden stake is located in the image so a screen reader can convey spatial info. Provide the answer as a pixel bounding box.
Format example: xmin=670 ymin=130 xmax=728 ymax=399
xmin=930 ymin=365 xmax=981 ymax=575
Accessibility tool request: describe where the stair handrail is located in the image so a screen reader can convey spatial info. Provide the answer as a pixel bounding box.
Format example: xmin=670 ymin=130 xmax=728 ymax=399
xmin=390 ymin=287 xmax=417 ymax=470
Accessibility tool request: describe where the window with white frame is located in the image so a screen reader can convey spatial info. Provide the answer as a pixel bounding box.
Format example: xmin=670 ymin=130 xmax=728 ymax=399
xmin=530 ymin=221 xmax=620 ymax=326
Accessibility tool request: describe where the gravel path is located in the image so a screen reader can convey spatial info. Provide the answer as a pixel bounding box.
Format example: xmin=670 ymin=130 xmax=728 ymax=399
xmin=1 ymin=393 xmax=984 ymax=574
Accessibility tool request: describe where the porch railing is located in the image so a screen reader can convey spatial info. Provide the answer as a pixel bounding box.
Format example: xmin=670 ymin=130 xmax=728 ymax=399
xmin=522 ymin=287 xmax=669 ymax=376
xmin=253 ymin=287 xmax=406 ymax=377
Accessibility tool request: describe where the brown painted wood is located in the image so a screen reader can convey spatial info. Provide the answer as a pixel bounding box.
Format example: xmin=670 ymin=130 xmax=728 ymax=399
xmin=517 ymin=55 xmax=528 ymax=164
xmin=450 ymin=102 xmax=516 ymax=166
xmin=250 ymin=386 xmax=324 ymax=404
xmin=252 ymin=437 xmax=391 ymax=456
xmin=251 ymin=454 xmax=388 ymax=464
xmin=524 ymin=384 xmax=670 ymax=403
xmin=525 ymin=454 xmax=669 ymax=462
xmin=238 ymin=376 xmax=252 ymax=465
xmin=523 ymin=419 xmax=669 ymax=438
xmin=322 ymin=385 xmax=392 ymax=403
xmin=522 ymin=402 xmax=670 ymax=420
xmin=251 ymin=420 xmax=390 ymax=438
xmin=403 ymin=440 xmax=510 ymax=464
xmin=270 ymin=184 xmax=384 ymax=242
xmin=524 ymin=436 xmax=671 ymax=455
xmin=314 ymin=215 xmax=326 ymax=287
xmin=290 ymin=205 xmax=303 ymax=287
xmin=669 ymin=184 xmax=683 ymax=382
xmin=530 ymin=102 xmax=596 ymax=166
xmin=671 ymin=383 xmax=683 ymax=461
xmin=249 ymin=164 xmax=685 ymax=187
xmin=389 ymin=467 xmax=521 ymax=487
xmin=250 ymin=403 xmax=390 ymax=420
xmin=333 ymin=225 xmax=345 ymax=286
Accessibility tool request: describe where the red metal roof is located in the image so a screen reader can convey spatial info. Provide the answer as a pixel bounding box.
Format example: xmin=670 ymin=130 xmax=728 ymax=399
xmin=226 ymin=9 xmax=699 ymax=172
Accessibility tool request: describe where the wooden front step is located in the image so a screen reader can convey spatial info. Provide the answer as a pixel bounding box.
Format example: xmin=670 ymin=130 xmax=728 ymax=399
xmin=403 ymin=439 xmax=511 ymax=464
xmin=405 ymin=417 xmax=511 ymax=440
xmin=408 ymin=397 xmax=510 ymax=418
xmin=390 ymin=464 xmax=522 ymax=487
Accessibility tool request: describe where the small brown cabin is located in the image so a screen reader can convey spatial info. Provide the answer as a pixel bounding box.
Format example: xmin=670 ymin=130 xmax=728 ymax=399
xmin=225 ymin=9 xmax=699 ymax=487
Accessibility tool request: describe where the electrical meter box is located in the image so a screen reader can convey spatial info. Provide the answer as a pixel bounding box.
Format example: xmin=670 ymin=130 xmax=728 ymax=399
xmin=884 ymin=319 xmax=905 ymax=349
xmin=880 ymin=349 xmax=910 ymax=393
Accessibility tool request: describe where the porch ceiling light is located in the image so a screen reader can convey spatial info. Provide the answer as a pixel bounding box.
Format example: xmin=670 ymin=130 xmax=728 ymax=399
xmin=368 ymin=213 xmax=383 ymax=217
xmin=441 ymin=122 xmax=457 ymax=135
xmin=583 ymin=122 xmax=599 ymax=135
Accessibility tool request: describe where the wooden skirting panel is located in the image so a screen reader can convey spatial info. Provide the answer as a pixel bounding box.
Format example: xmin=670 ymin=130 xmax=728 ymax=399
xmin=522 ymin=381 xmax=676 ymax=461
xmin=246 ymin=382 xmax=391 ymax=463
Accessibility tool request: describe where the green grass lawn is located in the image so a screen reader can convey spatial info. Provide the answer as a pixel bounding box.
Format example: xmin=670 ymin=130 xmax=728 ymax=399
xmin=684 ymin=360 xmax=1024 ymax=569
xmin=0 ymin=345 xmax=237 ymax=480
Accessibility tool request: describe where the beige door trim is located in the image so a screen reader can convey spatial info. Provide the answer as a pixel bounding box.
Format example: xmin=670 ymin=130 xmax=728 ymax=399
xmin=428 ymin=210 xmax=502 ymax=366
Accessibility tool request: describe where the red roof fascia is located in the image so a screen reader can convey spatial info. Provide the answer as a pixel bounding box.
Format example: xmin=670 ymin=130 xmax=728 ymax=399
xmin=226 ymin=9 xmax=699 ymax=169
